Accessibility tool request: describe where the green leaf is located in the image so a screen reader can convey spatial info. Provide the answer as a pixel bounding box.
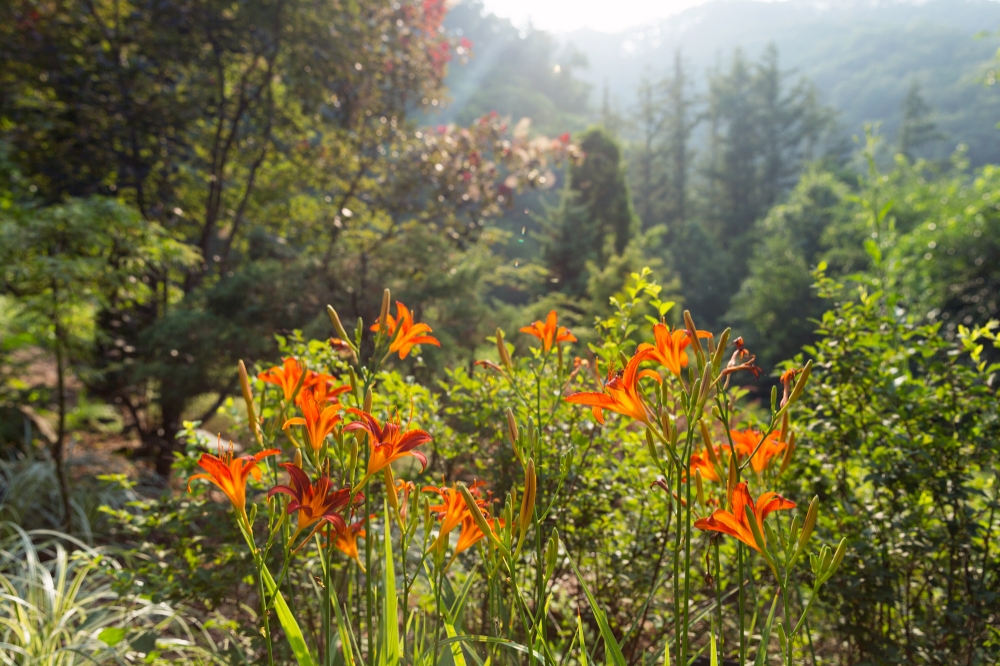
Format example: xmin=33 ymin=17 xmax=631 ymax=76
xmin=382 ymin=500 xmax=400 ymax=666
xmin=332 ymin=595 xmax=358 ymax=666
xmin=444 ymin=623 xmax=469 ymax=666
xmin=130 ymin=631 xmax=157 ymax=654
xmin=567 ymin=555 xmax=627 ymax=666
xmin=98 ymin=627 xmax=126 ymax=647
xmin=262 ymin=565 xmax=316 ymax=666
xmin=577 ymin=613 xmax=589 ymax=666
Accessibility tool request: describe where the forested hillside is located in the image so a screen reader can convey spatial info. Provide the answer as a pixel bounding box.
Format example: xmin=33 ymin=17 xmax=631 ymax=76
xmin=2 ymin=2 xmax=1000 ymax=664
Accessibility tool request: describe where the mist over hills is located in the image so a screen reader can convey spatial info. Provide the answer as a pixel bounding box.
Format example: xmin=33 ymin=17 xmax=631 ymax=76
xmin=444 ymin=0 xmax=1000 ymax=164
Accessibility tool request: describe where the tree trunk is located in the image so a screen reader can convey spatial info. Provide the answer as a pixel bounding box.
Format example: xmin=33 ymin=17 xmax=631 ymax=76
xmin=53 ymin=319 xmax=72 ymax=531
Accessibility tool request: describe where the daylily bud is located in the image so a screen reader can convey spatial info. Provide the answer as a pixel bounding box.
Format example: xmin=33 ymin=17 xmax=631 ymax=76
xmin=544 ymin=529 xmax=559 ymax=580
xmin=726 ymin=453 xmax=738 ymax=509
xmin=683 ymin=310 xmax=705 ymax=367
xmin=379 ymin=288 xmax=391 ymax=332
xmin=779 ymin=411 xmax=789 ymax=446
xmin=786 ymin=360 xmax=813 ymax=408
xmin=779 ymin=433 xmax=796 ymax=475
xmin=505 ymin=408 xmax=519 ymax=448
xmin=712 ymin=328 xmax=731 ymax=372
xmin=348 ymin=436 xmax=358 ymax=482
xmin=238 ymin=360 xmax=262 ymax=445
xmin=348 ymin=366 xmax=360 ymax=402
xmin=248 ymin=502 xmax=258 ymax=527
xmin=700 ymin=422 xmax=719 ymax=467
xmin=363 ymin=386 xmax=373 ymax=413
xmin=829 ymin=537 xmax=847 ymax=576
xmin=645 ymin=429 xmax=658 ymax=462
xmin=695 ymin=468 xmax=706 ymax=507
xmin=384 ymin=467 xmax=398 ymax=512
xmin=519 ymin=458 xmax=536 ymax=537
xmin=327 ymin=305 xmax=351 ymax=343
xmin=798 ymin=496 xmax=819 ymax=551
xmin=294 ymin=449 xmax=303 ymax=469
xmin=458 ymin=483 xmax=503 ymax=551
xmin=496 ymin=328 xmax=513 ymax=372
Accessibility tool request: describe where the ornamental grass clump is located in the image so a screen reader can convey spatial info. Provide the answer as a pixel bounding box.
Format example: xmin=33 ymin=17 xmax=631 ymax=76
xmin=187 ymin=277 xmax=845 ymax=666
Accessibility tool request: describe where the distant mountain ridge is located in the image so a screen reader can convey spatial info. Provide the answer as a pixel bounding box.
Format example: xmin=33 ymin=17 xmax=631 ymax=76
xmin=556 ymin=0 xmax=1000 ymax=163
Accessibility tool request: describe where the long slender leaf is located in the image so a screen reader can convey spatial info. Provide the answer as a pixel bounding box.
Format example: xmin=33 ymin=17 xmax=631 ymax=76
xmin=437 ymin=635 xmax=545 ymax=663
xmin=262 ymin=565 xmax=316 ymax=666
xmin=382 ymin=501 xmax=400 ymax=666
xmin=753 ymin=593 xmax=781 ymax=666
xmin=331 ymin=593 xmax=358 ymax=666
xmin=444 ymin=623 xmax=469 ymax=666
xmin=567 ymin=555 xmax=627 ymax=666
xmin=577 ymin=613 xmax=589 ymax=666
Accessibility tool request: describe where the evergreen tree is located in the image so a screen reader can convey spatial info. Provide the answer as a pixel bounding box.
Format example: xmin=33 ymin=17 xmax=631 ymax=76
xmin=685 ymin=45 xmax=832 ymax=326
xmin=898 ymin=82 xmax=943 ymax=160
xmin=628 ymin=51 xmax=698 ymax=235
xmin=544 ymin=127 xmax=638 ymax=297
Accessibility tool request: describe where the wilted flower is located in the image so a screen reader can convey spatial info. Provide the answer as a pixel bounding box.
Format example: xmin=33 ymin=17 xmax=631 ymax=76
xmin=694 ymin=482 xmax=795 ymax=553
xmin=187 ymin=445 xmax=280 ymax=522
xmin=565 ymin=347 xmax=659 ymax=425
xmin=370 ymin=301 xmax=440 ymax=359
xmin=520 ymin=310 xmax=576 ymax=353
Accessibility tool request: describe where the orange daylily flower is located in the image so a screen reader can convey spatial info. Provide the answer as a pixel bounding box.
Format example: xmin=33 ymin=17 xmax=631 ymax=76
xmin=307 ymin=380 xmax=351 ymax=407
xmin=332 ymin=515 xmax=373 ymax=569
xmin=730 ymin=429 xmax=787 ymax=474
xmin=689 ymin=446 xmax=722 ymax=483
xmin=267 ymin=463 xmax=359 ymax=536
xmin=455 ymin=514 xmax=503 ymax=554
xmin=258 ymin=357 xmax=336 ymax=403
xmin=565 ymin=347 xmax=660 ymax=425
xmin=520 ymin=310 xmax=577 ymax=353
xmin=425 ymin=481 xmax=488 ymax=552
xmin=370 ymin=301 xmax=440 ymax=359
xmin=343 ymin=408 xmax=431 ymax=477
xmin=187 ymin=445 xmax=280 ymax=521
xmin=694 ymin=482 xmax=796 ymax=553
xmin=638 ymin=323 xmax=712 ymax=377
xmin=283 ymin=390 xmax=342 ymax=453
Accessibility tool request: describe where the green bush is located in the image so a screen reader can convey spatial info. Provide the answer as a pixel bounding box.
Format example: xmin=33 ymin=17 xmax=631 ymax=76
xmin=787 ymin=274 xmax=1000 ymax=663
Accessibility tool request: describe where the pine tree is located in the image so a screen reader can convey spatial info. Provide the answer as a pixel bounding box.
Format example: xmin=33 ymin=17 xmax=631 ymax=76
xmin=899 ymin=82 xmax=942 ymax=160
xmin=544 ymin=127 xmax=638 ymax=297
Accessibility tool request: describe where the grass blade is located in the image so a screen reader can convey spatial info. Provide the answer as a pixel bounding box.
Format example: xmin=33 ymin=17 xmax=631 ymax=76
xmin=567 ymin=555 xmax=627 ymax=666
xmin=261 ymin=565 xmax=316 ymax=666
xmin=382 ymin=500 xmax=400 ymax=665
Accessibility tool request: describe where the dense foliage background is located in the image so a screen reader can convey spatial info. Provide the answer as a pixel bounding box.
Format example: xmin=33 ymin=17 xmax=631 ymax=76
xmin=1 ymin=0 xmax=999 ymax=663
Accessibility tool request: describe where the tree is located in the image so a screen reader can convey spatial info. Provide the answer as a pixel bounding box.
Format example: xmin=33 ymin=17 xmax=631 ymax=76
xmin=685 ymin=45 xmax=832 ymax=326
xmin=1 ymin=0 xmax=578 ymax=475
xmin=0 ymin=198 xmax=195 ymax=518
xmin=898 ymin=81 xmax=944 ymax=160
xmin=543 ymin=127 xmax=638 ymax=297
xmin=628 ymin=51 xmax=698 ymax=235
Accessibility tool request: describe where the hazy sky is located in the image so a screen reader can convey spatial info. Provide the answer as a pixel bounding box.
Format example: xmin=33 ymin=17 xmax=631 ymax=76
xmin=477 ymin=0 xmax=722 ymax=33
